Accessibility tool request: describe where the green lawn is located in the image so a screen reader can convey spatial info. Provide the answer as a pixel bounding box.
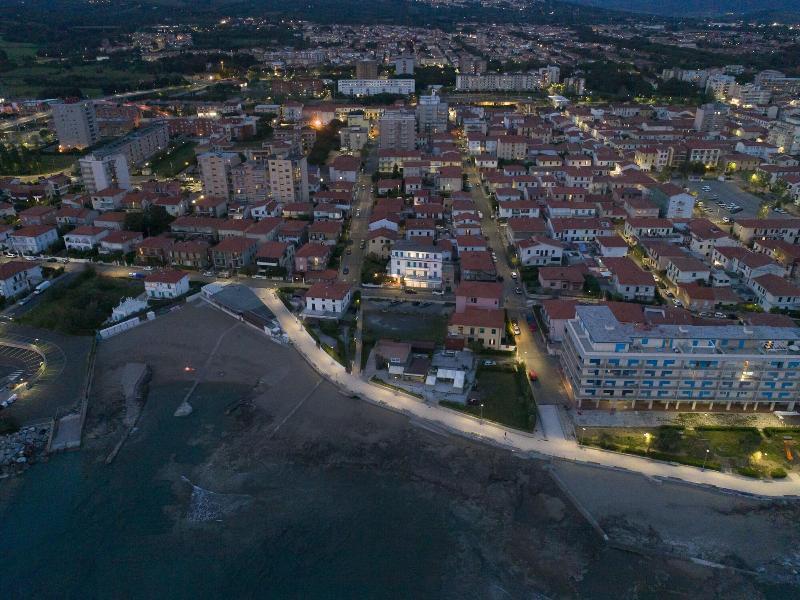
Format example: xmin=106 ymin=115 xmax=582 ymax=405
xmin=0 ymin=37 xmax=39 ymax=62
xmin=149 ymin=141 xmax=197 ymax=178
xmin=443 ymin=366 xmax=536 ymax=432
xmin=19 ymin=269 xmax=144 ymax=335
xmin=580 ymin=426 xmax=796 ymax=478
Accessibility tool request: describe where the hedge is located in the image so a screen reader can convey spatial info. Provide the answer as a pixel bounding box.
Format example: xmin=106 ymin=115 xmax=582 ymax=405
xmin=763 ymin=427 xmax=800 ymax=438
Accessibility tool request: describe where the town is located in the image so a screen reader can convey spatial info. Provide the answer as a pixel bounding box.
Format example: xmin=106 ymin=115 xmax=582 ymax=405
xmin=1 ymin=1 xmax=800 ymax=595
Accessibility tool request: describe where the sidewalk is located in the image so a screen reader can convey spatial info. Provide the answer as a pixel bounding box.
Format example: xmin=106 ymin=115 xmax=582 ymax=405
xmin=253 ymin=287 xmax=800 ymax=498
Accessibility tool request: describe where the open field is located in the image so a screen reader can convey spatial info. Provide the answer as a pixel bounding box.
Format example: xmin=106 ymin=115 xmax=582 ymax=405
xmin=149 ymin=141 xmax=197 ymax=178
xmin=443 ymin=365 xmax=536 ymax=431
xmin=0 ymin=37 xmax=39 ymax=62
xmin=580 ymin=425 xmax=797 ymax=478
xmin=19 ymin=270 xmax=143 ymax=335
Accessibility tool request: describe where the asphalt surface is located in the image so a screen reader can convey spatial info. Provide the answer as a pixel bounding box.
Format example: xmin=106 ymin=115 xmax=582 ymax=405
xmin=684 ymin=178 xmax=769 ymax=222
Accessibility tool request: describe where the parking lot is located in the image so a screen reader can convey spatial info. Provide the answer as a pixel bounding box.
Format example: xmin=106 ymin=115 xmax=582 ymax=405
xmin=685 ymin=179 xmax=765 ymax=221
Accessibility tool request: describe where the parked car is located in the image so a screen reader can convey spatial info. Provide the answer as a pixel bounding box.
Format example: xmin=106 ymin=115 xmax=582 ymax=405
xmin=342 ymin=267 xmax=349 ymax=275
xmin=528 ymin=370 xmax=538 ymax=382
xmin=404 ymin=288 xmax=418 ymax=294
xmin=432 ymin=290 xmax=444 ymax=296
xmin=515 ymin=287 xmax=522 ymax=294
xmin=483 ymin=360 xmax=497 ymax=367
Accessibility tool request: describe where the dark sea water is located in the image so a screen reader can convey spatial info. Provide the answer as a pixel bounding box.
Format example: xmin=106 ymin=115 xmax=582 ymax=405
xmin=0 ymin=384 xmax=465 ymax=600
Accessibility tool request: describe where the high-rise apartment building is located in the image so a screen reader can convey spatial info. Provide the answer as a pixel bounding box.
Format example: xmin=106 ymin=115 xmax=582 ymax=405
xmin=79 ymin=122 xmax=169 ymax=193
xmin=693 ymin=103 xmax=730 ymax=133
xmin=355 ymin=59 xmax=379 ymax=79
xmin=416 ymin=93 xmax=449 ymax=136
xmin=379 ymin=110 xmax=416 ymax=151
xmin=197 ymin=151 xmax=242 ymax=201
xmin=79 ymin=153 xmax=130 ymax=193
xmin=232 ymin=161 xmax=269 ymax=203
xmin=394 ymin=55 xmax=415 ymax=75
xmin=267 ymin=154 xmax=309 ymax=203
xmin=52 ymin=99 xmax=100 ymax=150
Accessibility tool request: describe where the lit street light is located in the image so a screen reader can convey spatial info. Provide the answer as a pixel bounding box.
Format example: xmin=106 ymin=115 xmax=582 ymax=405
xmin=702 ymin=448 xmax=710 ymax=471
xmin=480 ymin=402 xmax=484 ymax=421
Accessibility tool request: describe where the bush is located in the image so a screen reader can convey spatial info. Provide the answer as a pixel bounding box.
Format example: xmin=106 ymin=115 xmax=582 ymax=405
xmin=770 ymin=468 xmax=788 ymax=479
xmin=737 ymin=466 xmax=760 ymax=478
xmin=763 ymin=427 xmax=800 ymax=438
xmin=0 ymin=416 xmax=19 ymax=435
xmin=694 ymin=426 xmax=760 ymax=433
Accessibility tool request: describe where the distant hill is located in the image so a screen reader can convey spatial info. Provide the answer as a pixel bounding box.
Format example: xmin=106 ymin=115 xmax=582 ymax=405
xmin=564 ymin=0 xmax=800 ymax=17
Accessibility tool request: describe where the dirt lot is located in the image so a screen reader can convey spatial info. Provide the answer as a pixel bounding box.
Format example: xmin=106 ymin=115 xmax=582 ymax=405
xmin=79 ymin=301 xmax=800 ymax=597
xmin=362 ymin=298 xmax=451 ymax=344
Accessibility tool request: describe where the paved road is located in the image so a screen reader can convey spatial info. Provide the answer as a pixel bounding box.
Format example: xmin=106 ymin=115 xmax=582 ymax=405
xmin=464 ymin=160 xmax=569 ymax=411
xmin=252 ymin=286 xmax=800 ymax=498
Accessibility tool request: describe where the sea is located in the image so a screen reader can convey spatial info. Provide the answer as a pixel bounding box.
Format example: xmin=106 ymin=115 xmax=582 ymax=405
xmin=0 ymin=384 xmax=468 ymax=599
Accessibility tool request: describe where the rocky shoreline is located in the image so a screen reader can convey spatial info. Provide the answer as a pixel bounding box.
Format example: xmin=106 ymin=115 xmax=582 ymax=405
xmin=0 ymin=424 xmax=51 ymax=477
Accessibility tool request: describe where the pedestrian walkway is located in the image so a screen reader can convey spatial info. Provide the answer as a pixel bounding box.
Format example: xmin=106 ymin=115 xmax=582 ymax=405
xmin=253 ymin=287 xmax=800 ymax=498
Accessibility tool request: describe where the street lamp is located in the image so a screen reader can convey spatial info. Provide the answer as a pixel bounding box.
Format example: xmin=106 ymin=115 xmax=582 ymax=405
xmin=480 ymin=403 xmax=484 ymax=421
xmin=702 ymin=448 xmax=710 ymax=471
xmin=644 ymin=432 xmax=651 ymax=454
xmin=580 ymin=427 xmax=586 ymax=445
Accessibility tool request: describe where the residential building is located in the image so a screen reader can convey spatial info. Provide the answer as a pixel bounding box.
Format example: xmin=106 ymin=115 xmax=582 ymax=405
xmin=751 ymin=275 xmax=800 ymax=311
xmin=447 ymin=307 xmax=504 ymax=348
xmin=455 ymin=281 xmax=503 ymax=312
xmin=562 ymin=304 xmax=800 ymax=410
xmin=517 ymin=237 xmax=563 ymax=266
xmin=603 ymin=257 xmax=656 ymax=301
xmin=379 ymin=110 xmax=416 ymax=151
xmin=211 ymin=237 xmax=258 ymax=270
xmin=198 ymin=152 xmax=242 ymax=201
xmin=304 ymin=281 xmax=353 ymax=315
xmin=337 ymin=79 xmax=415 ymax=96
xmin=0 ymin=261 xmax=42 ymax=298
xmin=64 ymin=226 xmax=109 ymax=251
xmin=9 ymin=225 xmax=58 ymax=254
xmin=268 ymin=154 xmax=310 ymax=203
xmin=389 ymin=239 xmax=444 ymax=290
xmin=416 ymin=92 xmax=448 ymax=136
xmin=52 ymin=99 xmax=99 ymax=150
xmin=144 ymin=270 xmax=190 ymax=299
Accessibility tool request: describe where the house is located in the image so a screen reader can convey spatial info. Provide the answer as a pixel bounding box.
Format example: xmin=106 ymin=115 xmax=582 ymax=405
xmin=64 ymin=226 xmax=109 ymax=251
xmin=753 ymin=238 xmax=800 ymax=276
xmin=455 ymin=281 xmax=503 ymax=312
xmin=0 ymin=261 xmax=42 ymax=298
xmin=497 ymin=200 xmax=540 ymax=219
xmin=447 ymin=307 xmax=504 ymax=348
xmin=459 ymin=250 xmax=496 ymax=281
xmin=547 ymin=217 xmax=613 ymax=243
xmin=455 ymin=235 xmax=487 ymax=253
xmin=732 ymin=218 xmax=800 ymax=245
xmin=538 ymin=265 xmax=586 ymax=292
xmin=540 ymin=298 xmax=579 ymax=342
xmin=9 ymin=225 xmax=59 ymax=255
xmin=304 ymin=281 xmax=353 ymax=316
xmin=136 ymin=236 xmax=175 ymax=264
xmin=750 ymin=274 xmax=800 ymax=311
xmin=437 ymin=166 xmax=463 ymax=192
xmin=596 ymin=235 xmax=628 ymax=257
xmin=144 ymin=270 xmax=190 ymax=299
xmin=211 ymin=237 xmax=258 ymax=270
xmin=665 ymin=256 xmax=711 ymax=285
xmin=170 ymin=240 xmax=210 ymax=269
xmin=643 ymin=240 xmax=689 ymax=271
xmin=308 ymin=221 xmax=342 ymax=246
xmin=647 ymin=184 xmax=695 ymax=219
xmin=376 ymin=179 xmax=402 ymax=195
xmin=193 ymin=195 xmax=228 ymax=218
xmin=687 ymin=218 xmax=737 ymax=259
xmin=517 ymin=237 xmax=564 ymax=266
xmin=623 ymin=217 xmax=674 ymax=240
xmin=152 ymin=195 xmax=188 ymax=217
xmin=506 ymin=217 xmax=548 ymax=243
xmin=367 ymin=228 xmax=398 ymax=259
xmin=389 ymin=239 xmax=445 ymax=290
xmin=244 ymin=217 xmax=282 ymax=244
xmin=94 ymin=212 xmax=128 ymax=230
xmin=55 ymin=207 xmax=97 ymax=228
xmin=676 ymin=283 xmax=740 ymax=312
xmin=453 ymin=214 xmax=482 ymax=237
xmin=91 ymin=187 xmax=126 ymax=212
xmin=313 ymin=204 xmax=345 ymax=221
xmin=329 ymin=155 xmax=360 ymax=183
xmin=603 ymin=257 xmax=655 ymax=301
xmin=405 ymin=218 xmax=436 ymax=239
xmin=294 ymin=242 xmax=332 ymax=274
xmin=276 ymin=219 xmax=309 ymax=245
xmin=369 ymin=213 xmax=401 ymax=232
xmin=18 ymin=205 xmax=56 ymax=226
xmin=99 ymin=230 xmax=144 ymax=255
xmin=217 ymin=219 xmax=254 ymax=239
xmin=256 ymin=241 xmax=294 ymax=277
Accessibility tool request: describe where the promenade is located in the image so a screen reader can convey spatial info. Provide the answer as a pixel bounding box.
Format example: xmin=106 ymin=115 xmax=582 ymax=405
xmin=255 ymin=288 xmax=800 ymax=498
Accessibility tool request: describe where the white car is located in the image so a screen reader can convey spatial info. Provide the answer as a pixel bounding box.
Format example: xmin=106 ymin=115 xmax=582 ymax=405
xmin=432 ymin=290 xmax=445 ymax=296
